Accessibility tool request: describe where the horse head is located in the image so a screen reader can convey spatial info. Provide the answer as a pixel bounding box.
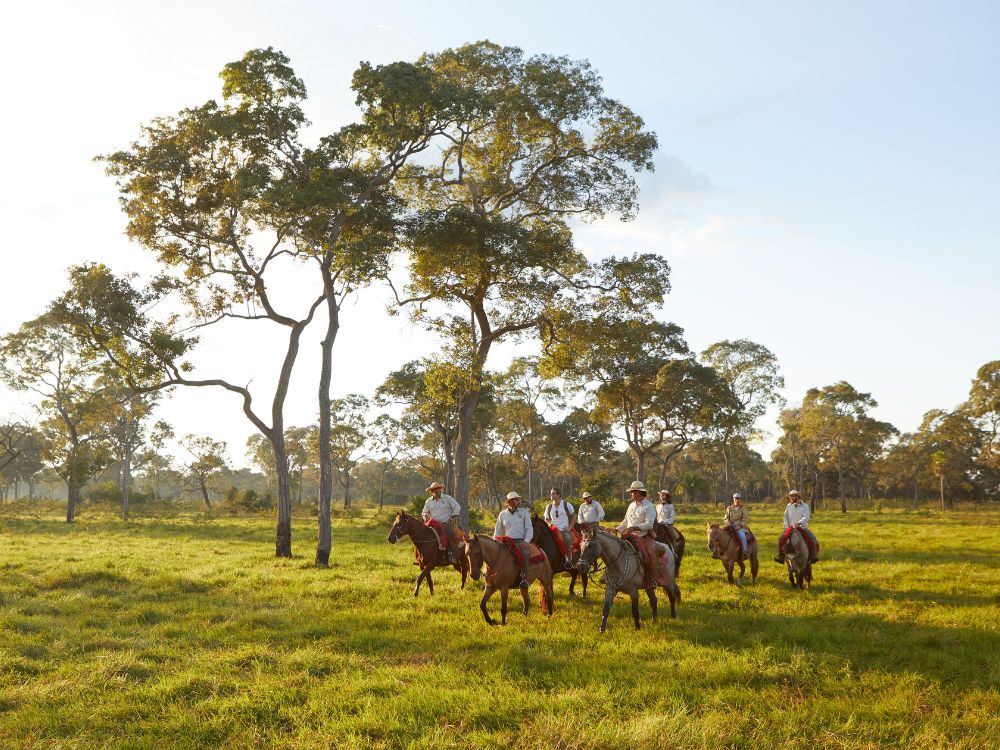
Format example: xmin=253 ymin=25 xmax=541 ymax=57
xmin=706 ymin=523 xmax=721 ymax=555
xmin=464 ymin=534 xmax=483 ymax=581
xmin=577 ymin=529 xmax=601 ymax=575
xmin=386 ymin=510 xmax=411 ymax=544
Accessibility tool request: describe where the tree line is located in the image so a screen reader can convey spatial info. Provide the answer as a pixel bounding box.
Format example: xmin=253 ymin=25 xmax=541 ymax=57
xmin=1 ymin=44 xmax=996 ymax=562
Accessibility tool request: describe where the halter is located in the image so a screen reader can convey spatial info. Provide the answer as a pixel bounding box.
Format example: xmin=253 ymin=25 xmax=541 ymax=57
xmin=584 ymin=532 xmax=635 ymax=591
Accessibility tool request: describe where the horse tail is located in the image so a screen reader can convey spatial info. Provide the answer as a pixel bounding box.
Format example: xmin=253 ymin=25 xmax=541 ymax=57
xmin=540 ymin=583 xmax=554 ymax=615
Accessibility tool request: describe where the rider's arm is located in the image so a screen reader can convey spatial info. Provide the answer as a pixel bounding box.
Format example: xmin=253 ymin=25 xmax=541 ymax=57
xmin=523 ymin=512 xmax=533 ymax=544
xmin=493 ymin=515 xmax=505 ymax=539
xmin=420 ymin=499 xmax=433 ymax=520
xmin=596 ymin=502 xmax=606 ymax=522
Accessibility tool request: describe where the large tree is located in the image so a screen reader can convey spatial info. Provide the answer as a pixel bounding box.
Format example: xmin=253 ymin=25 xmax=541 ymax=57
xmin=394 ymin=41 xmax=658 ymax=527
xmin=700 ymin=339 xmax=784 ymax=498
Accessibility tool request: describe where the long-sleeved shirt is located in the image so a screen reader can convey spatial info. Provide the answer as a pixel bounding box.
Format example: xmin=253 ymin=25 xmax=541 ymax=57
xmin=421 ymin=494 xmax=461 ymax=524
xmin=723 ymin=504 xmax=749 ymax=529
xmin=494 ymin=507 xmax=533 ymax=542
xmin=617 ymin=499 xmax=656 ymax=535
xmin=543 ymin=500 xmax=575 ymax=530
xmin=577 ymin=500 xmax=605 ymax=524
xmin=656 ymin=502 xmax=675 ymax=525
xmin=783 ymin=502 xmax=810 ymax=529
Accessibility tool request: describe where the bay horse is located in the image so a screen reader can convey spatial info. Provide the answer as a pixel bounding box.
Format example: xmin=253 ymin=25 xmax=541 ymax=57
xmin=653 ymin=522 xmax=686 ymax=575
xmin=387 ymin=510 xmax=468 ymax=597
xmin=531 ymin=515 xmax=589 ymax=597
xmin=577 ymin=527 xmax=679 ymax=633
xmin=783 ymin=528 xmax=813 ymax=589
xmin=463 ymin=534 xmax=554 ymax=626
xmin=706 ymin=523 xmax=758 ymax=585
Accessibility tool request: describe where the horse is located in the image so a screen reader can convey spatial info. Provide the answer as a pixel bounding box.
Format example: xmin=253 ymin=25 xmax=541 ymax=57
xmin=653 ymin=522 xmax=686 ymax=575
xmin=464 ymin=534 xmax=554 ymax=626
xmin=706 ymin=523 xmax=759 ymax=585
xmin=531 ymin=515 xmax=589 ymax=597
xmin=577 ymin=527 xmax=679 ymax=633
xmin=783 ymin=528 xmax=813 ymax=589
xmin=386 ymin=510 xmax=469 ymax=597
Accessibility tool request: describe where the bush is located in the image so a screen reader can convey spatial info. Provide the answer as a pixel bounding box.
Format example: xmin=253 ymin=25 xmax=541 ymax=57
xmin=83 ymin=481 xmax=153 ymax=506
xmin=222 ymin=487 xmax=273 ymax=513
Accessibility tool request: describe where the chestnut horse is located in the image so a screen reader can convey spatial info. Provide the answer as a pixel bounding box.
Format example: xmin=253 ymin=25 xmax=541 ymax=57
xmin=464 ymin=534 xmax=554 ymax=626
xmin=387 ymin=510 xmax=468 ymax=596
xmin=706 ymin=523 xmax=758 ymax=585
xmin=577 ymin=527 xmax=679 ymax=633
xmin=654 ymin=522 xmax=686 ymax=575
xmin=531 ymin=515 xmax=589 ymax=597
xmin=783 ymin=528 xmax=813 ymax=589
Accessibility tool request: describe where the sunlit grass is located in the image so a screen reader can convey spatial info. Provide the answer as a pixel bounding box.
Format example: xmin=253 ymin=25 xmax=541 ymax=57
xmin=0 ymin=504 xmax=997 ymax=749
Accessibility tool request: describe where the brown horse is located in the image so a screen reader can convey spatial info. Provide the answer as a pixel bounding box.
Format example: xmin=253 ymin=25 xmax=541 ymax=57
xmin=387 ymin=510 xmax=468 ymax=596
xmin=783 ymin=528 xmax=813 ymax=589
xmin=464 ymin=534 xmax=554 ymax=626
xmin=706 ymin=523 xmax=758 ymax=585
xmin=654 ymin=522 xmax=686 ymax=575
xmin=577 ymin=527 xmax=679 ymax=633
xmin=531 ymin=515 xmax=589 ymax=597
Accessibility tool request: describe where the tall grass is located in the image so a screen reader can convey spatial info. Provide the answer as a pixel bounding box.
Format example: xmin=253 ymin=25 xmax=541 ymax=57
xmin=0 ymin=504 xmax=997 ymax=749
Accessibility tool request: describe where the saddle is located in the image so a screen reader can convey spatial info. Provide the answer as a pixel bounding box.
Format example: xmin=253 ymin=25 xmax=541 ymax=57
xmin=621 ymin=531 xmax=663 ymax=589
xmin=495 ymin=536 xmax=546 ymax=566
xmin=725 ymin=526 xmax=755 ymax=546
xmin=549 ymin=524 xmax=581 ymax=558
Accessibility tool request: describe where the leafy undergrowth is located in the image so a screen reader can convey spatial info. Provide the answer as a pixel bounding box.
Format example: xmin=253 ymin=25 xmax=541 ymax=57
xmin=0 ymin=506 xmax=997 ymax=749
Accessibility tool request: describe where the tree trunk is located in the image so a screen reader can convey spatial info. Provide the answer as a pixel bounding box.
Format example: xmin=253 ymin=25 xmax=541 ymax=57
xmin=913 ymin=473 xmax=919 ymax=510
xmin=122 ymin=445 xmax=132 ymax=521
xmin=67 ymin=480 xmax=79 ymax=523
xmin=722 ymin=444 xmax=731 ymax=500
xmin=315 ymin=264 xmax=340 ymax=565
xmin=837 ymin=443 xmax=847 ymax=514
xmin=343 ymin=467 xmax=352 ymax=509
xmin=939 ymin=473 xmax=945 ymax=511
xmin=378 ymin=462 xmax=387 ymax=511
xmin=199 ymin=477 xmax=212 ymax=511
xmin=526 ymin=454 xmax=534 ymax=507
xmin=453 ymin=390 xmax=481 ymax=531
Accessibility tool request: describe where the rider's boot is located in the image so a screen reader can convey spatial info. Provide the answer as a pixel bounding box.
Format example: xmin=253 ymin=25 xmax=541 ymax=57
xmin=519 ymin=555 xmax=530 ymax=588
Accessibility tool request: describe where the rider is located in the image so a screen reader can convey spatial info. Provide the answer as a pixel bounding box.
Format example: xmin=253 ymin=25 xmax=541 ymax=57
xmin=576 ymin=491 xmax=605 ymax=529
xmin=617 ymin=481 xmax=673 ymax=586
xmin=493 ymin=491 xmax=533 ymax=588
xmin=543 ymin=487 xmax=576 ymax=569
xmin=775 ymin=489 xmax=820 ymax=564
xmin=420 ymin=481 xmax=461 ymax=563
xmin=723 ymin=492 xmax=750 ymax=559
xmin=655 ymin=488 xmax=678 ymax=545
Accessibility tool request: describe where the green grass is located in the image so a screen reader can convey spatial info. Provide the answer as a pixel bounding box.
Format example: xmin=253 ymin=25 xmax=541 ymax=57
xmin=0 ymin=504 xmax=997 ymax=749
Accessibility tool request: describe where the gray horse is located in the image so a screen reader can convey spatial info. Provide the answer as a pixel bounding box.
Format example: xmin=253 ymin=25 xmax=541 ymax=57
xmin=783 ymin=528 xmax=813 ymax=589
xmin=577 ymin=527 xmax=680 ymax=633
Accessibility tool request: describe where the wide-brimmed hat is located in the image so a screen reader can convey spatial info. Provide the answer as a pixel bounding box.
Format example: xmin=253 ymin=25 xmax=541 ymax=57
xmin=788 ymin=489 xmax=801 ymax=497
xmin=426 ymin=481 xmax=445 ymax=492
xmin=505 ymin=491 xmax=522 ymax=502
xmin=732 ymin=492 xmax=743 ymax=500
xmin=625 ymin=481 xmax=648 ymax=495
xmin=658 ymin=489 xmax=672 ymax=498
xmin=581 ymin=491 xmax=594 ymax=500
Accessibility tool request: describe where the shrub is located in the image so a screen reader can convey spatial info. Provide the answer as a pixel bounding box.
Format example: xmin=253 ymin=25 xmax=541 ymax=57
xmin=222 ymin=487 xmax=273 ymax=513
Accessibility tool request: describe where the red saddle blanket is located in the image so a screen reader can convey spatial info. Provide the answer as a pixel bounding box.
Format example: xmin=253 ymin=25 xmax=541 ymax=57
xmin=425 ymin=518 xmax=447 ymax=546
xmin=781 ymin=526 xmax=819 ymax=556
xmin=725 ymin=527 xmax=755 ymax=546
xmin=495 ymin=536 xmax=546 ymax=565
xmin=549 ymin=525 xmax=581 ymax=558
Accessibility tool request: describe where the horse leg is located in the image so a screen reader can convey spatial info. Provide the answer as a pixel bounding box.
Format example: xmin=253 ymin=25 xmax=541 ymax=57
xmin=667 ymin=582 xmax=677 ymax=619
xmin=519 ymin=582 xmax=530 ymax=615
xmin=737 ymin=559 xmax=745 ymax=586
xmin=751 ymin=554 xmax=759 ymax=583
xmin=630 ymin=590 xmax=641 ymax=630
xmin=581 ymin=571 xmax=588 ymax=599
xmin=569 ymin=569 xmax=577 ymax=596
xmin=425 ymin=569 xmax=434 ymax=595
xmin=788 ymin=566 xmax=795 ymax=587
xmin=726 ymin=561 xmax=735 ymax=585
xmin=806 ymin=563 xmax=812 ymax=589
xmin=413 ymin=568 xmax=427 ymax=597
xmin=647 ymin=587 xmax=658 ymax=623
xmin=480 ymin=584 xmax=498 ymax=626
xmin=500 ymin=587 xmax=509 ymax=625
xmin=460 ymin=558 xmax=468 ymax=590
xmin=600 ymin=587 xmax=615 ymax=634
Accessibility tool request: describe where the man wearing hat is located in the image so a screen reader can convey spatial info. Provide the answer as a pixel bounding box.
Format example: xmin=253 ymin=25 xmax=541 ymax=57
xmin=576 ymin=491 xmax=605 ymax=529
xmin=775 ymin=490 xmax=819 ymax=563
xmin=655 ymin=489 xmax=678 ymax=545
xmin=543 ymin=488 xmax=576 ymax=568
xmin=617 ymin=481 xmax=673 ymax=586
xmin=493 ymin=491 xmax=533 ymax=588
xmin=421 ymin=481 xmax=462 ymax=563
xmin=723 ymin=492 xmax=750 ymax=559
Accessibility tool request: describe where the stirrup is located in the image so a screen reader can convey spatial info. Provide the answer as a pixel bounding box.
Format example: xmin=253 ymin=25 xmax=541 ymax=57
xmin=519 ymin=577 xmax=529 ymax=589
xmin=773 ymin=556 xmax=783 ymax=563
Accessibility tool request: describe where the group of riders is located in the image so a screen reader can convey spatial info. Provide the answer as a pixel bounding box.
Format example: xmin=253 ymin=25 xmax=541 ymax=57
xmin=419 ymin=479 xmax=820 ymax=588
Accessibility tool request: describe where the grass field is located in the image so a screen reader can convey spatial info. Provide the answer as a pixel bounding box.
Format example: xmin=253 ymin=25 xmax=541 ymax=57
xmin=1 ymin=503 xmax=998 ymax=750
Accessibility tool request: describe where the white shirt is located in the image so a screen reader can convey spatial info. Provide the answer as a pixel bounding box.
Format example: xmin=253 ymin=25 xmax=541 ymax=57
xmin=577 ymin=500 xmax=605 ymax=524
xmin=421 ymin=493 xmax=460 ymax=524
xmin=543 ymin=500 xmax=575 ymax=530
xmin=656 ymin=502 xmax=675 ymax=525
xmin=494 ymin=507 xmax=533 ymax=542
xmin=783 ymin=502 xmax=810 ymax=529
xmin=617 ymin=498 xmax=656 ymax=535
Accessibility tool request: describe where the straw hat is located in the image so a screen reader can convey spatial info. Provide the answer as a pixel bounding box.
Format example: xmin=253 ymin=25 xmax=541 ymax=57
xmin=505 ymin=491 xmax=522 ymax=502
xmin=581 ymin=491 xmax=594 ymax=500
xmin=788 ymin=489 xmax=801 ymax=497
xmin=625 ymin=481 xmax=648 ymax=495
xmin=426 ymin=481 xmax=445 ymax=493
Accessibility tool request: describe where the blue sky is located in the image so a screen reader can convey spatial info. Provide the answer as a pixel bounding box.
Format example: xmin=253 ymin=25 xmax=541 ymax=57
xmin=1 ymin=0 xmax=997 ymax=461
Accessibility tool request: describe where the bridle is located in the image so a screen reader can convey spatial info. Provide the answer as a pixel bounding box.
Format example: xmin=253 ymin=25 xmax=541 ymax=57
xmin=580 ymin=531 xmax=632 ymax=590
